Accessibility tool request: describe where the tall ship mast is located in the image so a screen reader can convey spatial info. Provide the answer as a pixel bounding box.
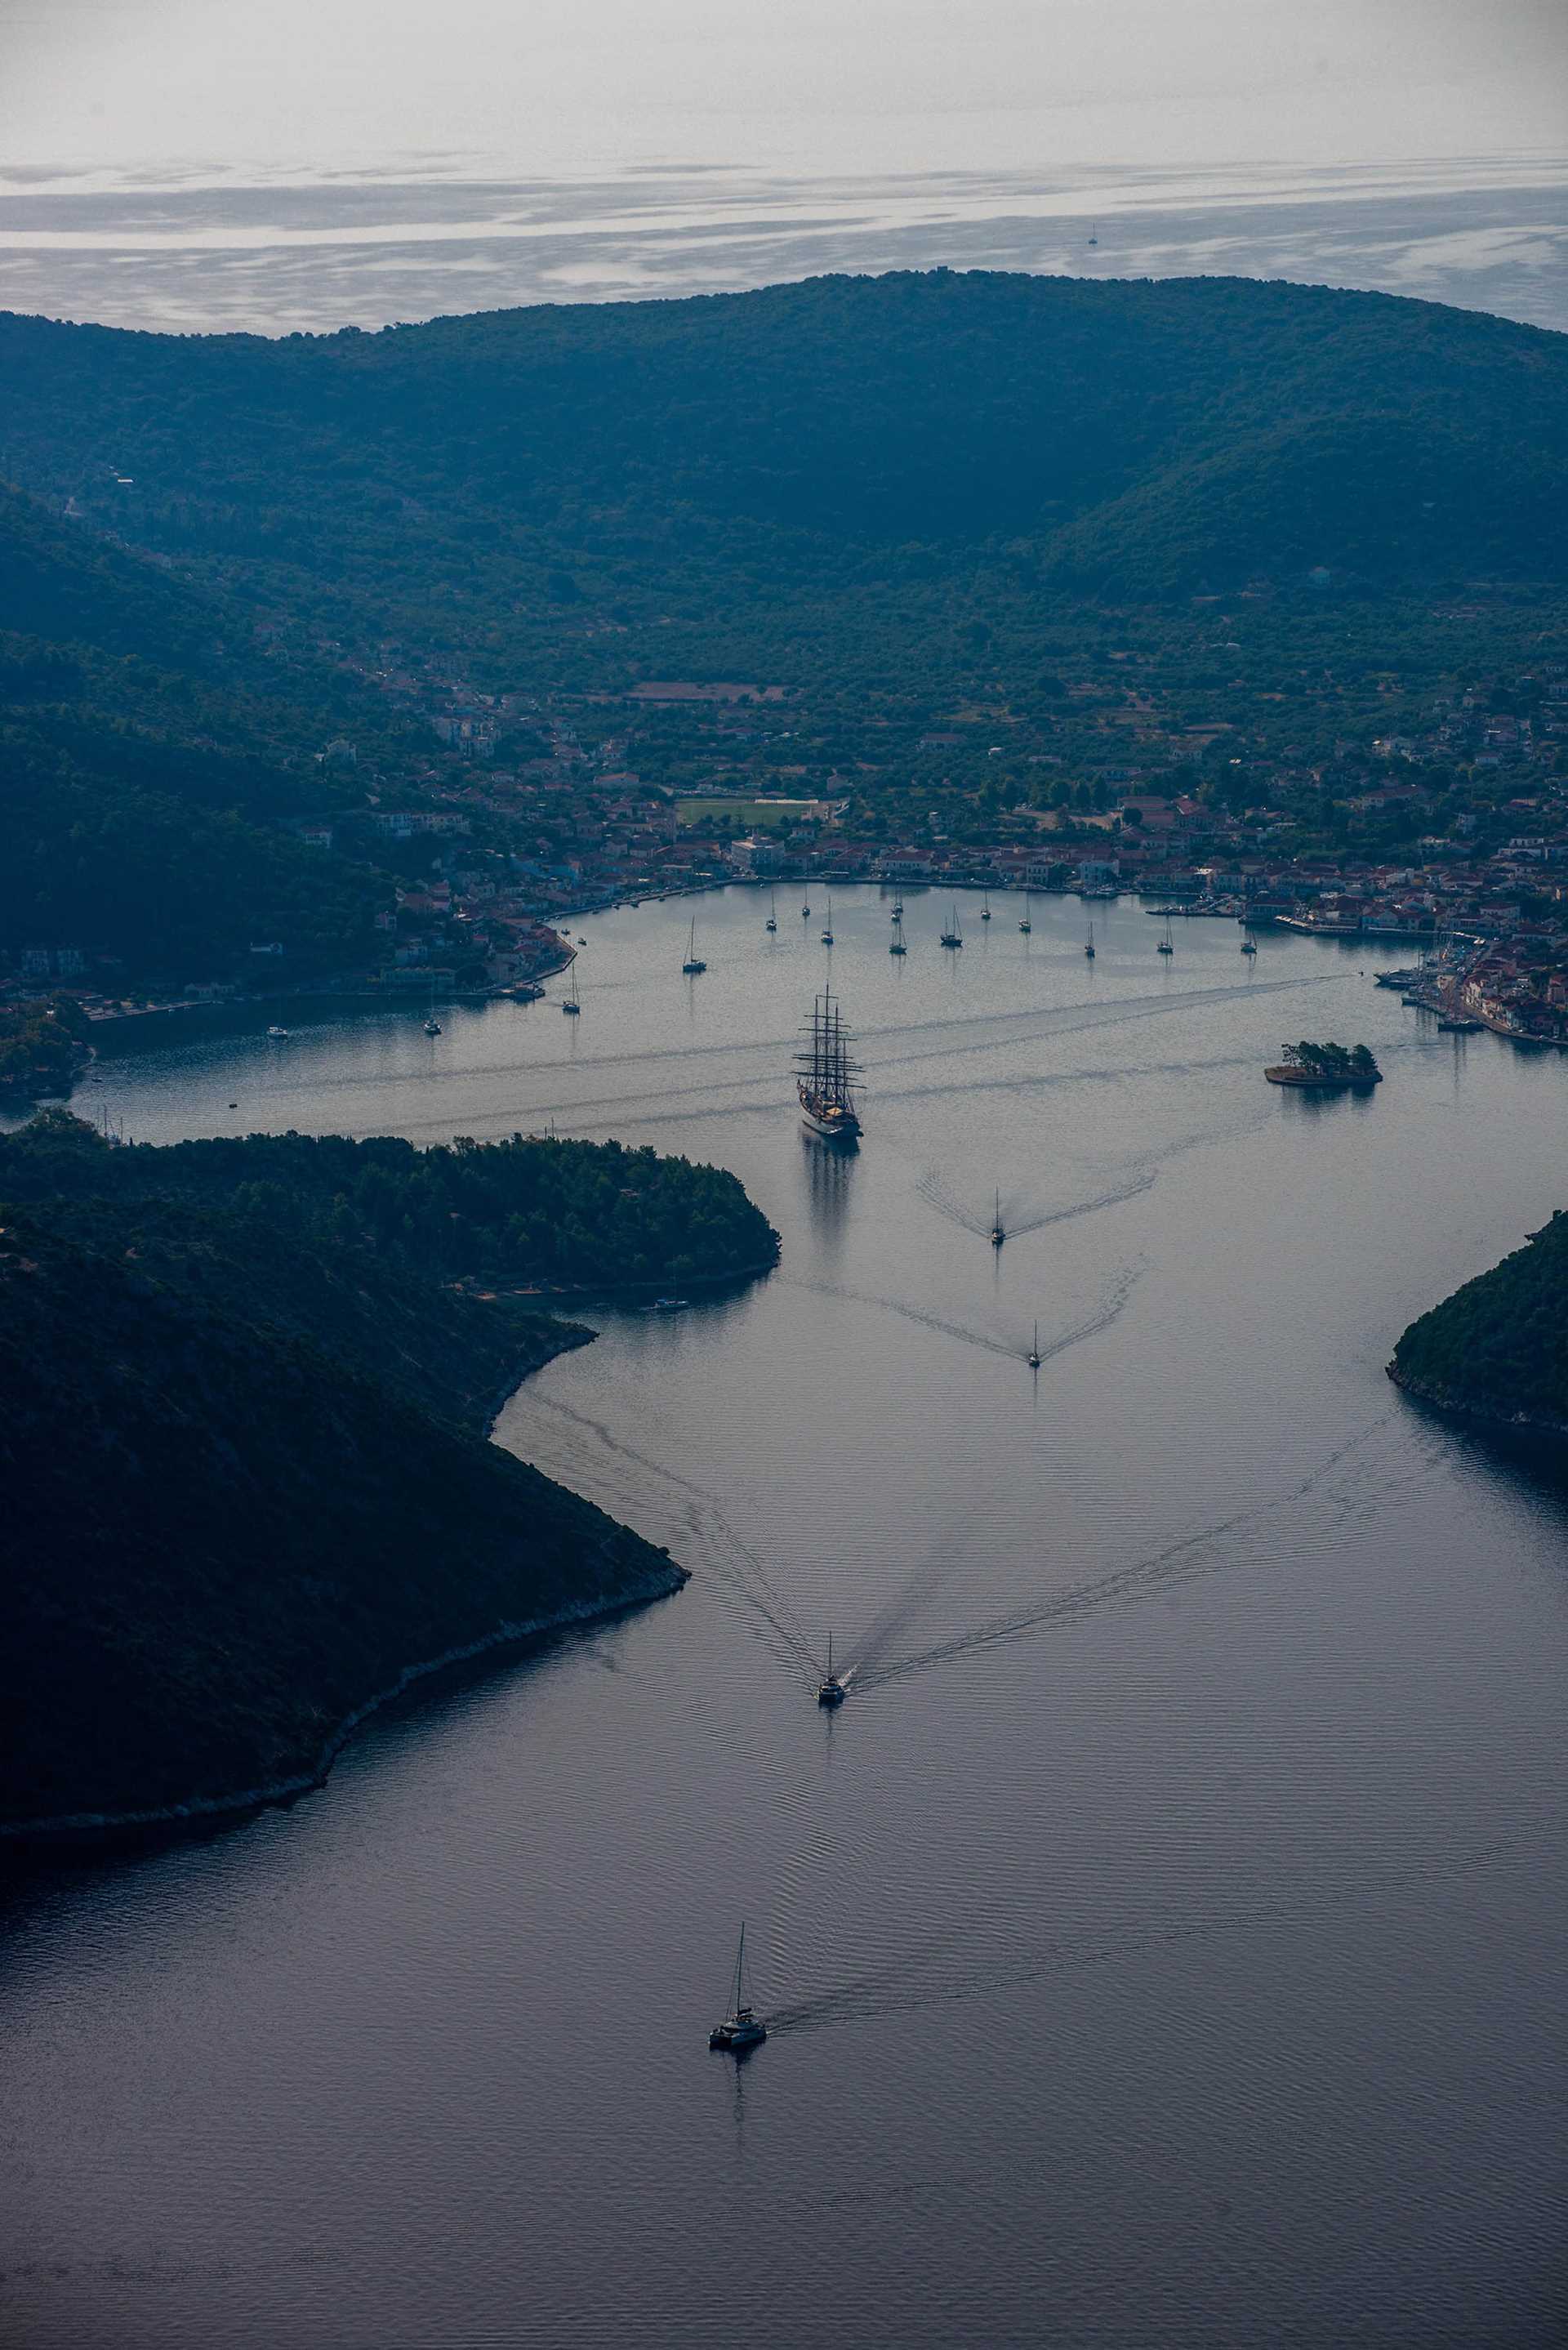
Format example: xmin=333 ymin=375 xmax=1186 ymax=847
xmin=795 ymin=989 xmax=862 ymax=1144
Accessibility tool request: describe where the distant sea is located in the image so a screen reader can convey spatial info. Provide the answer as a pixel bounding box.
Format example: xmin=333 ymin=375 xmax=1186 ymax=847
xmin=1 ymin=151 xmax=1565 ymax=337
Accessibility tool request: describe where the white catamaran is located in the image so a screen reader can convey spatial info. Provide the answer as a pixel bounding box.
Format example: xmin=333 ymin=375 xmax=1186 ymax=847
xmin=796 ymin=989 xmax=862 ymax=1144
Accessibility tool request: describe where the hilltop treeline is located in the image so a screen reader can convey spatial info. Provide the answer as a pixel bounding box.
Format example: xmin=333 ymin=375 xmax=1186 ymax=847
xmin=1391 ymin=1211 xmax=1568 ymax=1433
xmin=0 ymin=1111 xmax=780 ymax=1290
xmin=5 ymin=274 xmax=1566 ymax=605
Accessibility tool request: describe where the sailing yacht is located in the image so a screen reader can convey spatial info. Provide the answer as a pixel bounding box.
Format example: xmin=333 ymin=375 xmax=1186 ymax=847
xmin=990 ymin=1188 xmax=1005 ymax=1248
xmin=980 ymin=890 xmax=991 ymax=921
xmin=892 ymin=894 xmax=904 ymax=921
xmin=940 ymin=905 xmax=963 ymax=948
xmin=708 ymin=1925 xmax=767 ymax=2052
xmin=796 ymin=990 xmax=862 ymax=1144
xmin=765 ymin=890 xmax=777 ymax=934
xmin=1027 ymin=1321 xmax=1041 ymax=1369
xmin=1241 ymin=927 xmax=1258 ymax=956
xmin=1085 ymin=922 xmax=1095 ymax=960
xmin=801 ymin=899 xmax=811 ymax=918
xmin=682 ymin=917 xmax=707 ymax=974
xmin=561 ymin=965 xmax=581 ymax=1015
xmin=1157 ymin=916 xmax=1174 ymax=956
xmin=820 ymin=894 xmax=835 ymax=946
xmin=817 ymin=1634 xmax=847 ymax=1707
xmin=889 ymin=911 xmax=906 ymax=956
xmin=1018 ymin=894 xmax=1032 ymax=934
xmin=423 ymin=978 xmax=442 ymax=1036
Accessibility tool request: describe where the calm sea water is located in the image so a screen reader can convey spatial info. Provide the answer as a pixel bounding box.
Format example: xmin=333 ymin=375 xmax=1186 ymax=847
xmin=4 ymin=885 xmax=1567 ymax=2348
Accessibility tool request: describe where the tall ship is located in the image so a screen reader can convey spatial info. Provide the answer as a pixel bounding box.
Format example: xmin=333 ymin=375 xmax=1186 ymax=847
xmin=796 ymin=990 xmax=862 ymax=1144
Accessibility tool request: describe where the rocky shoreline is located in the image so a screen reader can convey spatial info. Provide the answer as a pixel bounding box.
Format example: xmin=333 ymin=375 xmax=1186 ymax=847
xmin=1385 ymin=1359 xmax=1568 ymax=1443
xmin=0 ymin=1558 xmax=687 ymax=1848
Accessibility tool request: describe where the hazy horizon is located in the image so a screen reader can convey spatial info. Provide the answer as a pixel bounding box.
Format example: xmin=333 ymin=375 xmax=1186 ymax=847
xmin=2 ymin=1 xmax=1564 ymax=335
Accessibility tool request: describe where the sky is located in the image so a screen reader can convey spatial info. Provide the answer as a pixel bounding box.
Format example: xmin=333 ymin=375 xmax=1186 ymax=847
xmin=2 ymin=0 xmax=1566 ymax=185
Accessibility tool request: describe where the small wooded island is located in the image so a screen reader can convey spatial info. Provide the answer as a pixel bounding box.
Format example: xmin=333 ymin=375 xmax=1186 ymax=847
xmin=1265 ymin=1041 xmax=1383 ymax=1089
xmin=1391 ymin=1208 xmax=1568 ymax=1437
xmin=0 ymin=1113 xmax=779 ymax=1840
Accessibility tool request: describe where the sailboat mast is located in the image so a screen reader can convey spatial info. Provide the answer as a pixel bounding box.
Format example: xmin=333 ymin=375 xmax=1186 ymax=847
xmin=735 ymin=1923 xmax=746 ymax=2013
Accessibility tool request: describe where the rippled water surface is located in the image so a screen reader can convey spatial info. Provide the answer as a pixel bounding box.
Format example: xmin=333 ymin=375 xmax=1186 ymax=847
xmin=4 ymin=887 xmax=1567 ymax=2348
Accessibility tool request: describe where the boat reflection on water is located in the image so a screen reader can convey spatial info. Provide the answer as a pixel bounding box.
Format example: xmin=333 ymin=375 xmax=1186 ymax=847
xmin=800 ymin=1125 xmax=856 ymax=1252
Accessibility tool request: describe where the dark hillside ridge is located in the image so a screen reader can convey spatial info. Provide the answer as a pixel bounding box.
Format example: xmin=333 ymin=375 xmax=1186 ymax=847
xmin=0 ymin=1117 xmax=777 ymax=1838
xmin=0 ymin=480 xmax=395 ymax=977
xmin=1390 ymin=1209 xmax=1568 ymax=1436
xmin=0 ymin=1202 xmax=680 ymax=1836
xmin=2 ymin=272 xmax=1565 ymax=593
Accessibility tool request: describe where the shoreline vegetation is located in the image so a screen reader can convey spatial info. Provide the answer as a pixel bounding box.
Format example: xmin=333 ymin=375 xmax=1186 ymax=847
xmin=1265 ymin=1040 xmax=1383 ymax=1088
xmin=0 ymin=1113 xmax=779 ymax=1844
xmin=1389 ymin=1208 xmax=1568 ymax=1440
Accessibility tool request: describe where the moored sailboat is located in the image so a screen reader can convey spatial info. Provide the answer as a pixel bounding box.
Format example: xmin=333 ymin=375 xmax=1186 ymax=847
xmin=990 ymin=1188 xmax=1005 ymax=1248
xmin=940 ymin=905 xmax=963 ymax=949
xmin=765 ymin=890 xmax=777 ymax=933
xmin=1019 ymin=894 xmax=1032 ymax=934
xmin=682 ymin=917 xmax=706 ymax=974
xmin=1085 ymin=921 xmax=1095 ymax=960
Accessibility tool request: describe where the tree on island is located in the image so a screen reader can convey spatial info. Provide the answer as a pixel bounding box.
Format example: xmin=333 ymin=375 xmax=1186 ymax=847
xmin=1281 ymin=1040 xmax=1381 ymax=1081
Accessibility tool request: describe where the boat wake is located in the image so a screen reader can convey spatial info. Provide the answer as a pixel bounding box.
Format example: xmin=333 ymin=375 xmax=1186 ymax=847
xmin=504 ymin=1390 xmax=823 ymax=1690
xmin=915 ymin=1165 xmax=1158 ymax=1242
xmin=778 ymin=1257 xmax=1144 ymax=1370
xmin=854 ymin=1407 xmax=1399 ymax=1693
xmin=762 ymin=1832 xmax=1514 ymax=2036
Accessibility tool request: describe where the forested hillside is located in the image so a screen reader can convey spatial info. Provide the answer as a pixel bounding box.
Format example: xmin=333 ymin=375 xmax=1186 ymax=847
xmin=1391 ymin=1211 xmax=1568 ymax=1433
xmin=0 ymin=483 xmax=397 ymax=976
xmin=2 ymin=273 xmax=1564 ymax=618
xmin=0 ymin=1113 xmax=777 ymax=1835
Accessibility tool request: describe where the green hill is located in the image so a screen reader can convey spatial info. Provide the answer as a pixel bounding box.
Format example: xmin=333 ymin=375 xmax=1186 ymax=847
xmin=2 ymin=273 xmax=1565 ymax=605
xmin=0 ymin=1113 xmax=777 ymax=1838
xmin=1390 ymin=1211 xmax=1568 ymax=1434
xmin=0 ymin=481 xmax=399 ymax=980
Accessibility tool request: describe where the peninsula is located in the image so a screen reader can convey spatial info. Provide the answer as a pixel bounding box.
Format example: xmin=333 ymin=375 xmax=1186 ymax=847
xmin=0 ymin=1113 xmax=778 ymax=1839
xmin=1390 ymin=1208 xmax=1568 ymax=1438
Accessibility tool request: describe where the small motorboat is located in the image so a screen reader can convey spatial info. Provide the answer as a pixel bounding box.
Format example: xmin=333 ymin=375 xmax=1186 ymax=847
xmin=265 ymin=1024 xmax=290 ymax=1039
xmin=424 ymin=1017 xmax=443 ymax=1036
xmin=652 ymin=1295 xmax=688 ymax=1313
xmin=801 ymin=902 xmax=811 ymax=918
xmin=709 ymin=1925 xmax=768 ymax=2053
xmin=817 ymin=1634 xmax=847 ymax=1707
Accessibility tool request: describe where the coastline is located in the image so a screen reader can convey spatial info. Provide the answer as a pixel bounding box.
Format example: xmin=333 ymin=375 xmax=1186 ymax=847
xmin=0 ymin=1563 xmax=688 ymax=1848
xmin=1385 ymin=1359 xmax=1568 ymax=1443
xmin=1 ymin=1307 xmax=684 ymax=1851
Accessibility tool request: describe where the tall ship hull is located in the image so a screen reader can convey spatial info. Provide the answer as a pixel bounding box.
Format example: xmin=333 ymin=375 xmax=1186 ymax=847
xmin=799 ymin=1094 xmax=861 ymax=1143
xmin=796 ymin=991 xmax=862 ymax=1145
